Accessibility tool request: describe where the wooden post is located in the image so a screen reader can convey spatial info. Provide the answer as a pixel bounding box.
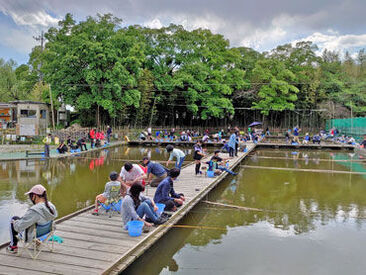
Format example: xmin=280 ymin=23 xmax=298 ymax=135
xmin=48 ymin=84 xmax=55 ymax=130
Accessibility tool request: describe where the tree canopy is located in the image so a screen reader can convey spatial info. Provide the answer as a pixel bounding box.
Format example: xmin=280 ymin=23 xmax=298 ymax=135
xmin=0 ymin=13 xmax=365 ymax=128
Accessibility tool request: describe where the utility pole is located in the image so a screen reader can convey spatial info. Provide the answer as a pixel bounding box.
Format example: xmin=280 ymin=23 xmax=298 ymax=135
xmin=49 ymin=84 xmax=56 ymax=130
xmin=33 ymin=31 xmax=45 ymax=81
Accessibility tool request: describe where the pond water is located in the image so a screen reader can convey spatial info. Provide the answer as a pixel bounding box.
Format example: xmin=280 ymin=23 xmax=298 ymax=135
xmin=124 ymin=149 xmax=366 ymax=275
xmin=0 ymin=146 xmax=196 ymax=244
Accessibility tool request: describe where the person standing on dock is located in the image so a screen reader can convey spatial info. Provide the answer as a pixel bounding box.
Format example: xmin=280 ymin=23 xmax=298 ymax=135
xmin=154 ymin=168 xmax=185 ymax=212
xmin=228 ymin=131 xmax=238 ymax=157
xmin=43 ymin=133 xmax=52 ymax=158
xmin=106 ymin=125 xmax=112 ymax=143
xmin=193 ymin=141 xmax=205 ymax=175
xmin=89 ymin=128 xmax=95 ymax=148
xmin=143 ymin=157 xmax=168 ymax=187
xmin=293 ymin=126 xmax=301 ymax=144
xmin=166 ymin=145 xmax=186 ymax=169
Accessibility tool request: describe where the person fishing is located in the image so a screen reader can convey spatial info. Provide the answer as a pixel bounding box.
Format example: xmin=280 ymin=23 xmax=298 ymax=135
xmin=166 ymin=145 xmax=186 ymax=169
xmin=7 ymin=185 xmax=58 ymax=253
xmin=193 ymin=141 xmax=205 ymax=175
xmin=121 ymin=183 xmax=168 ymax=229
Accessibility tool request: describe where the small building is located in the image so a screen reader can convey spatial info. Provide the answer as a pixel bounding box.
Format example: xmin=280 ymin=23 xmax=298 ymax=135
xmin=11 ymin=101 xmax=50 ymax=136
xmin=0 ymin=103 xmax=17 ymax=128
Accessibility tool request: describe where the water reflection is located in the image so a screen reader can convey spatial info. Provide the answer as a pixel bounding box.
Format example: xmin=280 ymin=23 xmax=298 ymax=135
xmin=0 ymin=146 xmax=197 ymax=243
xmin=124 ymin=149 xmax=366 ymax=275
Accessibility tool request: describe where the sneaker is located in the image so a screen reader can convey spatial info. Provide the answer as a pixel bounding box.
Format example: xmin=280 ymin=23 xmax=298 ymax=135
xmin=160 ymin=212 xmax=171 ymax=219
xmin=154 ymin=216 xmax=168 ymax=225
xmin=91 ymin=209 xmax=99 ymax=216
xmin=145 ymin=217 xmax=154 ymax=223
xmin=163 ymin=211 xmax=174 ymax=217
xmin=6 ymin=245 xmax=18 ymax=254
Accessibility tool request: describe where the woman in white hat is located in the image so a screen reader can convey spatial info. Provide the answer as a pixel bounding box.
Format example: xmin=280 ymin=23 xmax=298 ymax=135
xmin=7 ymin=184 xmax=58 ymax=254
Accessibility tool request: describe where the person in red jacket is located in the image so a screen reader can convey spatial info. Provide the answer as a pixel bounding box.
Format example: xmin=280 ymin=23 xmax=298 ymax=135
xmin=89 ymin=129 xmax=95 ymax=148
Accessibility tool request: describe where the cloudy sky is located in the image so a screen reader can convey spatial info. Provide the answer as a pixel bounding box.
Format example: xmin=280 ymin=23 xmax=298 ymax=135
xmin=0 ymin=0 xmax=366 ymax=64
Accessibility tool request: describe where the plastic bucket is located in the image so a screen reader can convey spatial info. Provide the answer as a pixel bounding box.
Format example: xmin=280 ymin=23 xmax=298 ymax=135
xmin=226 ymin=162 xmax=230 ymax=168
xmin=156 ymin=203 xmax=165 ymax=216
xmin=207 ymin=170 xmax=215 ymax=178
xmin=127 ymin=220 xmax=144 ymax=237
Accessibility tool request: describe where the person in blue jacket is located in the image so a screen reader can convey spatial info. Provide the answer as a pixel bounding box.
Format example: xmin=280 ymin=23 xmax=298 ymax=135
xmin=228 ymin=131 xmax=238 ymax=157
xmin=154 ymin=168 xmax=185 ymax=212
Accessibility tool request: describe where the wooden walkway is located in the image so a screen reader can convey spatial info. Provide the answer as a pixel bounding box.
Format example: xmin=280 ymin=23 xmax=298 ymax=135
xmin=0 ymin=144 xmax=256 ymax=274
xmin=256 ymin=143 xmax=355 ymax=150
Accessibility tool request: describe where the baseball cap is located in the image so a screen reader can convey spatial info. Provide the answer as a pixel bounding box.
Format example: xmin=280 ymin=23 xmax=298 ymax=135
xmin=25 ymin=184 xmax=46 ymax=195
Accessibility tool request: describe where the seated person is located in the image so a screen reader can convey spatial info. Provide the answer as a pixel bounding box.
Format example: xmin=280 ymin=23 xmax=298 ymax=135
xmin=360 ymin=135 xmax=366 ymax=148
xmin=212 ymin=151 xmax=237 ymax=175
xmin=206 ymin=157 xmax=222 ymax=176
xmin=122 ymin=183 xmax=167 ymax=229
xmin=154 ymin=168 xmax=185 ymax=212
xmin=66 ymin=136 xmax=72 ymax=147
xmin=312 ymin=134 xmax=321 ymax=144
xmin=139 ymin=132 xmax=146 ymax=141
xmin=142 ymin=157 xmax=168 ymax=187
xmin=92 ymin=171 xmax=123 ymax=215
xmin=57 ymin=140 xmax=68 ymax=154
xmin=69 ymin=139 xmax=78 ymax=150
xmin=221 ymin=140 xmax=230 ymax=153
xmin=119 ymin=162 xmax=145 ymax=192
xmin=303 ymin=133 xmax=310 ymax=144
xmin=7 ymin=185 xmax=58 ymax=254
xmin=77 ymin=137 xmax=88 ymax=151
xmin=348 ymin=136 xmax=356 ymax=144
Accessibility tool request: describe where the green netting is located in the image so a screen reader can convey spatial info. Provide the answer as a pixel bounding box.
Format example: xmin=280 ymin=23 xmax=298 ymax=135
xmin=326 ymin=117 xmax=366 ymax=141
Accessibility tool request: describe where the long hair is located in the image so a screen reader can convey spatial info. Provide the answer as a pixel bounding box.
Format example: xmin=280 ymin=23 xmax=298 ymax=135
xmin=40 ymin=191 xmax=55 ymax=215
xmin=129 ymin=183 xmax=144 ymax=208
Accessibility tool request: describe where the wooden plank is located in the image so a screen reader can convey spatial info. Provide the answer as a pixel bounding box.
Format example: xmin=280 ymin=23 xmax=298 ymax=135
xmin=0 ymin=265 xmax=56 ymax=275
xmin=52 ymin=238 xmax=128 ymax=254
xmin=241 ymin=165 xmax=366 ymax=175
xmin=56 ymin=230 xmax=141 ymax=247
xmin=0 ymin=249 xmax=108 ymax=270
xmin=0 ymin=254 xmax=102 ymax=275
xmin=56 ymin=224 xmax=131 ymax=240
xmin=251 ymin=156 xmax=366 ymax=162
xmin=34 ymin=242 xmax=121 ymax=262
xmin=61 ymin=220 xmax=126 ymax=233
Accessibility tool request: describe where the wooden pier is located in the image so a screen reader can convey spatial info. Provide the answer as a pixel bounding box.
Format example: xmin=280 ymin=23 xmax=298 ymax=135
xmin=0 ymin=144 xmax=256 ymax=274
xmin=128 ymin=140 xmax=356 ymax=151
xmin=256 ymin=142 xmax=355 ymax=150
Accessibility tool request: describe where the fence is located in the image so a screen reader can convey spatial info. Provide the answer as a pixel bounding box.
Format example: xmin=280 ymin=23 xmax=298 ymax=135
xmin=326 ymin=117 xmax=366 ymax=141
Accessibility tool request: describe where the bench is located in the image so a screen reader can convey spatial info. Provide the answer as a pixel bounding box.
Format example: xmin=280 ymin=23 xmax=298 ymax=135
xmin=25 ymin=150 xmax=45 ymax=157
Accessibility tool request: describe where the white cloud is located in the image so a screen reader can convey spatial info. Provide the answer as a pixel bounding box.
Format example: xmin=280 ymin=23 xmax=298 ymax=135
xmin=0 ymin=27 xmax=36 ymax=53
xmin=5 ymin=10 xmax=59 ymax=27
xmin=144 ymin=18 xmax=163 ymax=29
xmin=293 ymin=32 xmax=366 ymax=55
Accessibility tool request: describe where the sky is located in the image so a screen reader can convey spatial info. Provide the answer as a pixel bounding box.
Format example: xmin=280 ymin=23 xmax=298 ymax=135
xmin=0 ymin=0 xmax=366 ymax=65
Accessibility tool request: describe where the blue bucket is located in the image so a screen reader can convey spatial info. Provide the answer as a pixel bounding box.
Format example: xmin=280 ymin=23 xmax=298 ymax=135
xmin=127 ymin=220 xmax=144 ymax=237
xmin=207 ymin=170 xmax=215 ymax=178
xmin=156 ymin=203 xmax=165 ymax=216
xmin=226 ymin=162 xmax=230 ymax=168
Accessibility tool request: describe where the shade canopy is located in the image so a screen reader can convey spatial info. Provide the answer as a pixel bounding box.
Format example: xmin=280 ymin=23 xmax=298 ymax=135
xmin=248 ymin=122 xmax=262 ymax=127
